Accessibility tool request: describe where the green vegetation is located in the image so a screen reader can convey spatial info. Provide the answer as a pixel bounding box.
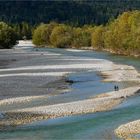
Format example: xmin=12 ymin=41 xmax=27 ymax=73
xmin=0 ymin=22 xmax=18 ymax=49
xmin=33 ymin=11 xmax=140 ymax=57
xmin=72 ymin=26 xmax=93 ymax=48
xmin=33 ymin=22 xmax=94 ymax=48
xmin=32 ymin=22 xmax=58 ymax=46
xmin=50 ymin=24 xmax=72 ymax=48
xmin=32 ymin=24 xmax=48 ymax=46
xmin=0 ymin=21 xmax=33 ymax=49
xmin=91 ymin=25 xmax=105 ymax=50
xmin=1 ymin=1 xmax=140 ymax=26
xmin=1 ymin=1 xmax=140 ymax=56
xmin=104 ymin=11 xmax=140 ymax=56
xmin=12 ymin=22 xmax=33 ymax=40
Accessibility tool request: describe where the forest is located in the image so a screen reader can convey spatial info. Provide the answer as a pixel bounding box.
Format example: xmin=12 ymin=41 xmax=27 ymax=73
xmin=1 ymin=0 xmax=140 ymax=26
xmin=33 ymin=11 xmax=140 ymax=57
xmin=0 ymin=1 xmax=140 ymax=56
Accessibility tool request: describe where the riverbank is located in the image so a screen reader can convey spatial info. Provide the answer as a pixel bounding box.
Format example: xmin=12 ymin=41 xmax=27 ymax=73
xmin=0 ymin=41 xmax=140 ymax=135
xmin=67 ymin=47 xmax=140 ymax=58
xmin=115 ymin=119 xmax=140 ymax=139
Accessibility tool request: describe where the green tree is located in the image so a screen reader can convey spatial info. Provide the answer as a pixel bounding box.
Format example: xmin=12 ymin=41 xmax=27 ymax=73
xmin=71 ymin=27 xmax=93 ymax=48
xmin=32 ymin=24 xmax=48 ymax=46
xmin=40 ymin=22 xmax=58 ymax=45
xmin=127 ymin=11 xmax=140 ymax=55
xmin=32 ymin=10 xmax=140 ymax=56
xmin=1 ymin=1 xmax=140 ymax=26
xmin=91 ymin=25 xmax=105 ymax=49
xmin=0 ymin=22 xmax=17 ymax=49
xmin=21 ymin=22 xmax=32 ymax=39
xmin=32 ymin=22 xmax=58 ymax=46
xmin=12 ymin=22 xmax=33 ymax=40
xmin=13 ymin=24 xmax=22 ymax=39
xmin=104 ymin=11 xmax=140 ymax=55
xmin=50 ymin=24 xmax=72 ymax=48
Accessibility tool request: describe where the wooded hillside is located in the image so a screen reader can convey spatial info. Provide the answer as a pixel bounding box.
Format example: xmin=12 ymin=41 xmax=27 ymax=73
xmin=1 ymin=0 xmax=140 ymax=25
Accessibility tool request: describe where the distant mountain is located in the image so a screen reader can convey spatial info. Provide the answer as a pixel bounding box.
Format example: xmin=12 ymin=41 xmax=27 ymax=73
xmin=1 ymin=0 xmax=140 ymax=25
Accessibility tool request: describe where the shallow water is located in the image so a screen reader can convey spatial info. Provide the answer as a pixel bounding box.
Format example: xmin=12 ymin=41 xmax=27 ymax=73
xmin=0 ymin=46 xmax=140 ymax=140
xmin=0 ymin=96 xmax=140 ymax=140
xmin=41 ymin=47 xmax=140 ymax=71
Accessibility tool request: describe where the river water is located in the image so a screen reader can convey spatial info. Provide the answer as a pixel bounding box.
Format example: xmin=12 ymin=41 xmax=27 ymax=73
xmin=0 ymin=44 xmax=140 ymax=140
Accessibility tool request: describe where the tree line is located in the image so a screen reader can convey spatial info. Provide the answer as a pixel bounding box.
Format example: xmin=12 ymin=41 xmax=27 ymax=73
xmin=0 ymin=22 xmax=33 ymax=49
xmin=12 ymin=22 xmax=33 ymax=40
xmin=0 ymin=10 xmax=140 ymax=57
xmin=33 ymin=11 xmax=140 ymax=57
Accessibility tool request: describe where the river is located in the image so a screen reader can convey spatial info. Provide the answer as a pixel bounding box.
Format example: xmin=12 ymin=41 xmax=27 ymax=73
xmin=0 ymin=41 xmax=140 ymax=140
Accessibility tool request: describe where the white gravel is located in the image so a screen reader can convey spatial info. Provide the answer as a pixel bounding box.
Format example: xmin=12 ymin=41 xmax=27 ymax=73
xmin=0 ymin=40 xmax=140 ymax=127
xmin=13 ymin=86 xmax=140 ymax=118
xmin=0 ymin=95 xmax=48 ymax=106
xmin=115 ymin=119 xmax=140 ymax=139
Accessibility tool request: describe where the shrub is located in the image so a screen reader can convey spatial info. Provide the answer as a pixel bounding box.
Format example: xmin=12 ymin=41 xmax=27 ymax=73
xmin=71 ymin=27 xmax=92 ymax=48
xmin=32 ymin=24 xmax=48 ymax=46
xmin=0 ymin=22 xmax=17 ymax=49
xmin=32 ymin=22 xmax=58 ymax=47
xmin=50 ymin=24 xmax=72 ymax=48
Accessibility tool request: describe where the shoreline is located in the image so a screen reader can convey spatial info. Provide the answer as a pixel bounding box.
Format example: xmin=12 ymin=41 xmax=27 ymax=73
xmin=0 ymin=41 xmax=140 ymax=131
xmin=68 ymin=47 xmax=140 ymax=58
xmin=115 ymin=119 xmax=140 ymax=139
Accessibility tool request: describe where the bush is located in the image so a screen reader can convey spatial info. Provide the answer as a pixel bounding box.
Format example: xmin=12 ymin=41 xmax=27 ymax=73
xmin=32 ymin=24 xmax=48 ymax=46
xmin=32 ymin=22 xmax=58 ymax=47
xmin=71 ymin=27 xmax=93 ymax=48
xmin=0 ymin=22 xmax=18 ymax=49
xmin=50 ymin=24 xmax=72 ymax=48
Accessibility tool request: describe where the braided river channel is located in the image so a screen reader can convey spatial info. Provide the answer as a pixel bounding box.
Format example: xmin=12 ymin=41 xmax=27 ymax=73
xmin=0 ymin=41 xmax=140 ymax=140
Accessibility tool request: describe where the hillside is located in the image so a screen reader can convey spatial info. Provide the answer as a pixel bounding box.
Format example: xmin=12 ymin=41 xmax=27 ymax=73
xmin=1 ymin=0 xmax=140 ymax=25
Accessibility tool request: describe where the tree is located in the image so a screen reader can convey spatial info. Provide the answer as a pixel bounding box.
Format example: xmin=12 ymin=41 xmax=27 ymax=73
xmin=40 ymin=22 xmax=58 ymax=45
xmin=71 ymin=27 xmax=93 ymax=48
xmin=32 ymin=24 xmax=48 ymax=46
xmin=91 ymin=25 xmax=105 ymax=49
xmin=21 ymin=22 xmax=32 ymax=39
xmin=0 ymin=22 xmax=18 ymax=49
xmin=50 ymin=24 xmax=72 ymax=48
xmin=32 ymin=22 xmax=58 ymax=46
xmin=1 ymin=1 xmax=140 ymax=26
xmin=13 ymin=22 xmax=33 ymax=40
xmin=104 ymin=11 xmax=140 ymax=55
xmin=32 ymin=10 xmax=140 ymax=56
